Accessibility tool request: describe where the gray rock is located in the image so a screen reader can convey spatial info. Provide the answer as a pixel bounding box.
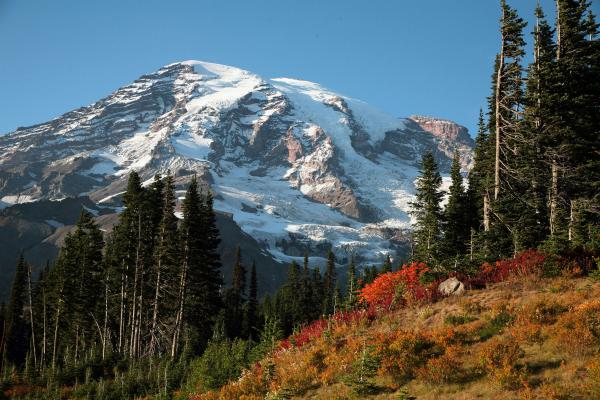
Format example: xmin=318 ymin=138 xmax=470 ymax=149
xmin=438 ymin=277 xmax=465 ymax=296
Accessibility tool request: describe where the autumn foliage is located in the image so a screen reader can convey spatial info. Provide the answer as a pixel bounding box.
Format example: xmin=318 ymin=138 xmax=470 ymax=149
xmin=359 ymin=262 xmax=437 ymax=308
xmin=476 ymin=249 xmax=546 ymax=284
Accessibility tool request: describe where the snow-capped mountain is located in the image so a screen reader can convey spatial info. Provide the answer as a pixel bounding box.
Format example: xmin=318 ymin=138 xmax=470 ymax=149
xmin=0 ymin=61 xmax=473 ymax=265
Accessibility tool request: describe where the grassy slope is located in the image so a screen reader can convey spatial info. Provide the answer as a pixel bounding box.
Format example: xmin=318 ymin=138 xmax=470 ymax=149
xmin=198 ymin=276 xmax=600 ymax=399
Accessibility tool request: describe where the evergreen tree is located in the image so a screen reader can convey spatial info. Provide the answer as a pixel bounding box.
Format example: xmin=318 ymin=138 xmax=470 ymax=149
xmin=442 ymin=152 xmax=469 ymax=262
xmin=322 ymin=250 xmax=337 ymax=315
xmin=409 ymin=152 xmax=444 ymax=265
xmin=546 ymin=0 xmax=600 ymax=247
xmin=172 ymin=176 xmax=202 ymax=357
xmin=345 ymin=255 xmax=359 ymax=310
xmin=381 ymin=255 xmax=392 ymax=273
xmin=150 ymin=173 xmax=180 ymax=356
xmin=2 ymin=254 xmax=29 ymax=368
xmin=242 ymin=261 xmax=259 ymax=340
xmin=225 ymin=247 xmax=246 ymax=338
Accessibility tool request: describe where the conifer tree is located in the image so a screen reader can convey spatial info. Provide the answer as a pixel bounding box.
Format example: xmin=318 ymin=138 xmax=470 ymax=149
xmin=322 ymin=250 xmax=337 ymax=315
xmin=442 ymin=152 xmax=469 ymax=262
xmin=381 ymin=255 xmax=392 ymax=273
xmin=225 ymin=247 xmax=246 ymax=338
xmin=2 ymin=255 xmax=29 ymax=368
xmin=345 ymin=255 xmax=359 ymax=309
xmin=150 ymin=173 xmax=179 ymax=356
xmin=172 ymin=176 xmax=202 ymax=357
xmin=243 ymin=261 xmax=259 ymax=340
xmin=410 ymin=152 xmax=444 ymax=265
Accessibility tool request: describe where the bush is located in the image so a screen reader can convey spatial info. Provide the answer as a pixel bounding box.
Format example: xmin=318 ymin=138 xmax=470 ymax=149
xmin=415 ymin=345 xmax=463 ymax=384
xmin=477 ymin=249 xmax=545 ymax=284
xmin=477 ymin=337 xmax=525 ymax=389
xmin=359 ymin=262 xmax=437 ymax=309
xmin=552 ymin=299 xmax=600 ymax=355
xmin=374 ymin=330 xmax=441 ymax=385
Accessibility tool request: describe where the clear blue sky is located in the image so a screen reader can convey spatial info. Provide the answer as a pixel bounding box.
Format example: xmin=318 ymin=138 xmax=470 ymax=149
xmin=1 ymin=0 xmax=596 ymax=136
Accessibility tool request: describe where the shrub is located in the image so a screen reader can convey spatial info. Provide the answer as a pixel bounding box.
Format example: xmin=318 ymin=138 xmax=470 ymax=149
xmin=552 ymin=299 xmax=600 ymax=355
xmin=359 ymin=262 xmax=437 ymax=309
xmin=477 ymin=249 xmax=545 ymax=284
xmin=477 ymin=304 xmax=514 ymax=341
xmin=477 ymin=337 xmax=525 ymax=389
xmin=415 ymin=345 xmax=463 ymax=384
xmin=374 ymin=330 xmax=441 ymax=385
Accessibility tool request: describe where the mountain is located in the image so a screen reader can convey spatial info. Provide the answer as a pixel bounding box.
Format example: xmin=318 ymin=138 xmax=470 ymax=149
xmin=0 ymin=60 xmax=473 ymax=293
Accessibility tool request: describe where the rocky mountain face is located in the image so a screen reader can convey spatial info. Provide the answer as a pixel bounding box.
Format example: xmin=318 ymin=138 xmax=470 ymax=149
xmin=0 ymin=61 xmax=473 ymax=295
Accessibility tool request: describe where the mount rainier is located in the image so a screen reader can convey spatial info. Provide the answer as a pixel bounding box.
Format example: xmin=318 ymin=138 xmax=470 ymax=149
xmin=0 ymin=60 xmax=473 ymax=294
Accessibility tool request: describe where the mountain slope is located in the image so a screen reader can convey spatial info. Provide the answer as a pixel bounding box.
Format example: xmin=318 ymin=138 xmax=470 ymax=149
xmin=0 ymin=60 xmax=472 ymax=270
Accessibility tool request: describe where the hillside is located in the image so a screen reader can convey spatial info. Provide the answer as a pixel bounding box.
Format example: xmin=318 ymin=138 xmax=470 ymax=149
xmin=195 ymin=271 xmax=600 ymax=399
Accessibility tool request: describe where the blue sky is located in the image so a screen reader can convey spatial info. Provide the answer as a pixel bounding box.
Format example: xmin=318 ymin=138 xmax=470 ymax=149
xmin=0 ymin=0 xmax=596 ymax=135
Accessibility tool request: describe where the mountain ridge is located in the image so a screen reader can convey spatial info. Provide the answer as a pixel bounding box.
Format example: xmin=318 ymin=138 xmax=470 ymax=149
xmin=0 ymin=60 xmax=473 ymax=284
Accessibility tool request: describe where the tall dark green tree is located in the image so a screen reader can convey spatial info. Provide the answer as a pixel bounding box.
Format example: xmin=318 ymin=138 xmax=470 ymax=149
xmin=225 ymin=247 xmax=246 ymax=338
xmin=409 ymin=152 xmax=444 ymax=265
xmin=322 ymin=250 xmax=337 ymax=315
xmin=2 ymin=254 xmax=29 ymax=368
xmin=242 ymin=261 xmax=259 ymax=340
xmin=442 ymin=152 xmax=469 ymax=262
xmin=150 ymin=173 xmax=180 ymax=356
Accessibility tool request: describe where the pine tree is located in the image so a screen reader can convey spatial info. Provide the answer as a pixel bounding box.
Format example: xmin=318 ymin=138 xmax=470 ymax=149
xmin=381 ymin=255 xmax=392 ymax=273
xmin=243 ymin=261 xmax=259 ymax=340
xmin=546 ymin=0 xmax=600 ymax=247
xmin=225 ymin=247 xmax=246 ymax=338
xmin=172 ymin=176 xmax=202 ymax=357
xmin=2 ymin=254 xmax=29 ymax=368
xmin=150 ymin=173 xmax=180 ymax=356
xmin=410 ymin=152 xmax=444 ymax=265
xmin=442 ymin=151 xmax=469 ymax=262
xmin=345 ymin=255 xmax=359 ymax=310
xmin=322 ymin=250 xmax=337 ymax=315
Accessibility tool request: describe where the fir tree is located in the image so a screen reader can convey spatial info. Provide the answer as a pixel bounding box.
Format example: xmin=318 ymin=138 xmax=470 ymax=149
xmin=381 ymin=255 xmax=392 ymax=273
xmin=442 ymin=152 xmax=469 ymax=262
xmin=345 ymin=255 xmax=359 ymax=310
xmin=225 ymin=247 xmax=246 ymax=338
xmin=242 ymin=261 xmax=259 ymax=340
xmin=322 ymin=250 xmax=337 ymax=315
xmin=2 ymin=254 xmax=29 ymax=368
xmin=150 ymin=173 xmax=180 ymax=356
xmin=409 ymin=152 xmax=444 ymax=265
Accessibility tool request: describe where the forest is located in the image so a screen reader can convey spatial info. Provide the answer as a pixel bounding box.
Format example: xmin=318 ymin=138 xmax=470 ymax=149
xmin=0 ymin=0 xmax=598 ymax=398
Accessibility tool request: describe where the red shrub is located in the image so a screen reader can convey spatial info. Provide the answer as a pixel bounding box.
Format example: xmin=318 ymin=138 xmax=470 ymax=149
xmin=477 ymin=249 xmax=546 ymax=284
xmin=359 ymin=262 xmax=435 ymax=308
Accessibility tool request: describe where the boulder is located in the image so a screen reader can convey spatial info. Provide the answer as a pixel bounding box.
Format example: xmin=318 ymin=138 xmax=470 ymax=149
xmin=438 ymin=277 xmax=465 ymax=296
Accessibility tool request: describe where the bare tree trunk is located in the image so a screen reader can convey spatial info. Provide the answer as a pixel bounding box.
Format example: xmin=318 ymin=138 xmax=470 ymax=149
xmin=171 ymin=241 xmax=188 ymax=359
xmin=556 ymin=0 xmax=561 ymax=60
xmin=51 ymin=300 xmax=62 ymax=370
xmin=102 ymin=277 xmax=108 ymax=360
xmin=130 ymin=214 xmax=142 ymax=358
xmin=27 ymin=263 xmax=37 ymax=369
xmin=118 ymin=261 xmax=125 ymax=354
xmin=483 ymin=193 xmax=490 ymax=232
xmin=568 ymin=199 xmax=575 ymax=241
xmin=150 ymin=262 xmax=162 ymax=356
xmin=550 ymin=160 xmax=558 ymax=236
xmin=494 ymin=42 xmax=505 ymax=201
xmin=469 ymin=228 xmax=475 ymax=261
xmin=41 ymin=285 xmax=47 ymax=366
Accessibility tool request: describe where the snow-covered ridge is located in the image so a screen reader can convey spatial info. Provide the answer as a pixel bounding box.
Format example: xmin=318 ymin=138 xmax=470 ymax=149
xmin=0 ymin=60 xmax=472 ymax=264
